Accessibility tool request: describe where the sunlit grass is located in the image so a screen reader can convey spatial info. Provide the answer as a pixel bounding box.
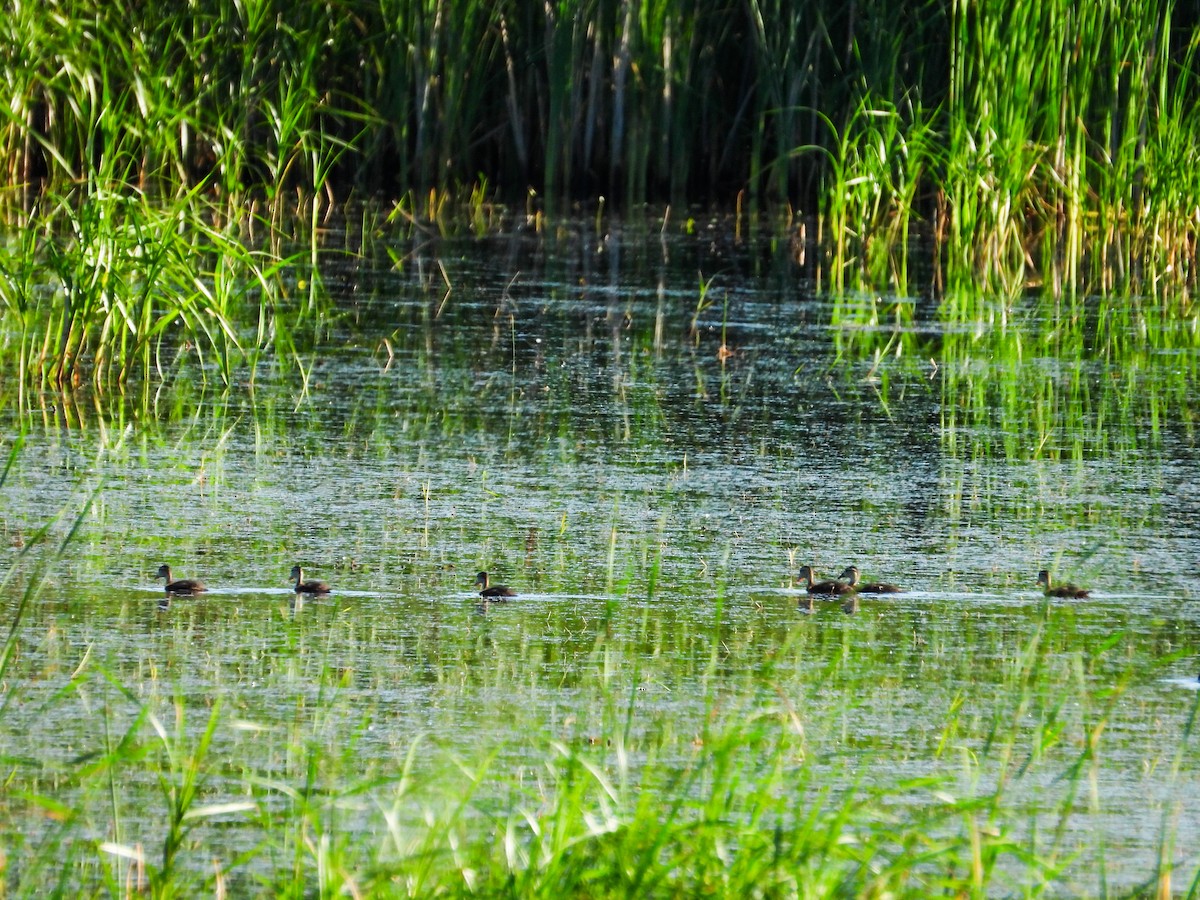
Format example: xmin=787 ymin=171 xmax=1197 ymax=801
xmin=1 ymin=0 xmax=1199 ymax=306
xmin=0 ymin=0 xmax=1196 ymax=407
xmin=0 ymin=186 xmax=333 ymax=394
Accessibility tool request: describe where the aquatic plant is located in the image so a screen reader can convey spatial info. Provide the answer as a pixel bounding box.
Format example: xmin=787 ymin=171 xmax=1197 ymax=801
xmin=819 ymin=96 xmax=941 ymax=296
xmin=0 ymin=185 xmax=330 ymax=393
xmin=0 ymin=0 xmax=1197 ymax=409
xmin=0 ymin=0 xmax=1196 ymax=297
xmin=0 ymin=552 xmax=1195 ymax=895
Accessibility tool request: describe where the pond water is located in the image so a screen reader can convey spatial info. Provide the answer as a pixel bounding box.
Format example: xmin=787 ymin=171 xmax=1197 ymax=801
xmin=1 ymin=215 xmax=1199 ymax=893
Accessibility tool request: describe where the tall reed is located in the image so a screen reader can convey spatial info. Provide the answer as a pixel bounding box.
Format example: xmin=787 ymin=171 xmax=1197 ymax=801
xmin=0 ymin=187 xmax=323 ymax=393
xmin=2 ymin=0 xmax=1200 ymax=334
xmin=942 ymin=0 xmax=1200 ymax=300
xmin=0 ymin=1 xmax=1188 ymax=212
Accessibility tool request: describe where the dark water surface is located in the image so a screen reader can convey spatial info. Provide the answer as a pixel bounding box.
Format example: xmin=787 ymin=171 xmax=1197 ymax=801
xmin=2 ymin=217 xmax=1199 ymax=893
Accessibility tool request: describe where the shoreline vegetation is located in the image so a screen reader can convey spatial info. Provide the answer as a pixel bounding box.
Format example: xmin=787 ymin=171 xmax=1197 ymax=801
xmin=0 ymin=0 xmax=1196 ymax=300
xmin=0 ymin=2 xmax=1199 ymax=395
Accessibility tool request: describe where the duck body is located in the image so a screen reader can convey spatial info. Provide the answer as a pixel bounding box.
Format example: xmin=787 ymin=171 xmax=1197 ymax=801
xmin=156 ymin=564 xmax=206 ymax=596
xmin=796 ymin=565 xmax=854 ymax=596
xmin=291 ymin=565 xmax=331 ymax=595
xmin=838 ymin=566 xmax=903 ymax=594
xmin=475 ymin=571 xmax=517 ymax=598
xmin=1037 ymin=569 xmax=1089 ymax=598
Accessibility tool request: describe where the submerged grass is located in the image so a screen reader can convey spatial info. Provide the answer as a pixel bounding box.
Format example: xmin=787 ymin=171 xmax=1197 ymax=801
xmin=1 ymin=573 xmax=1196 ymax=896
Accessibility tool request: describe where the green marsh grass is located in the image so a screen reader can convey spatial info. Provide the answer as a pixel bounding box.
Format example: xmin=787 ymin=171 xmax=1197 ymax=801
xmin=0 ymin=186 xmax=335 ymax=395
xmin=940 ymin=0 xmax=1200 ymax=301
xmin=4 ymin=0 xmax=1200 ymax=304
xmin=820 ymin=97 xmax=940 ymax=297
xmin=1 ymin=0 xmax=1200 ymax=407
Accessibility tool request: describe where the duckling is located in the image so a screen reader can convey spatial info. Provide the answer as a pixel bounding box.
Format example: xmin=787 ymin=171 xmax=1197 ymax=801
xmin=838 ymin=565 xmax=903 ymax=594
xmin=1037 ymin=569 xmax=1089 ymax=598
xmin=290 ymin=565 xmax=331 ymax=595
xmin=156 ymin=564 xmax=206 ymax=596
xmin=796 ymin=565 xmax=854 ymax=596
xmin=475 ymin=571 xmax=517 ymax=598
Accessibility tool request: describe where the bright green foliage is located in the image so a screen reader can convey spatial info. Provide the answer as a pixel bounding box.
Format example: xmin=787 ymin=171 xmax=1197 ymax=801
xmin=0 ymin=188 xmax=321 ymax=391
xmin=0 ymin=0 xmax=1193 ymax=219
xmin=0 ymin=0 xmax=1199 ymax=391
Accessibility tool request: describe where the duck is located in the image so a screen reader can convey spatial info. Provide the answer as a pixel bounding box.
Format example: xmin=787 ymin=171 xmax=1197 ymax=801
xmin=1037 ymin=569 xmax=1089 ymax=598
xmin=290 ymin=565 xmax=331 ymax=595
xmin=838 ymin=565 xmax=903 ymax=594
xmin=156 ymin=564 xmax=206 ymax=596
xmin=475 ymin=571 xmax=517 ymax=598
xmin=795 ymin=565 xmax=854 ymax=596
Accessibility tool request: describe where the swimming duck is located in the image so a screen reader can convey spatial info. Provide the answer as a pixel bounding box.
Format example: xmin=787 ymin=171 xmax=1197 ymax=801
xmin=475 ymin=571 xmax=517 ymax=598
xmin=1037 ymin=569 xmax=1089 ymax=598
xmin=796 ymin=565 xmax=854 ymax=596
xmin=290 ymin=565 xmax=331 ymax=595
xmin=156 ymin=564 xmax=206 ymax=596
xmin=838 ymin=565 xmax=903 ymax=594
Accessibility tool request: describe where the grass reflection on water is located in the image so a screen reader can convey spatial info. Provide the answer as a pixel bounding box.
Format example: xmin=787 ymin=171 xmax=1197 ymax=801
xmin=1 ymin=224 xmax=1198 ymax=895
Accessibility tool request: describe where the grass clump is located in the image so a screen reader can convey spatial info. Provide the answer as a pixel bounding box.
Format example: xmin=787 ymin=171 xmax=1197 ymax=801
xmin=0 ymin=682 xmax=1077 ymax=897
xmin=0 ymin=186 xmax=328 ymax=394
